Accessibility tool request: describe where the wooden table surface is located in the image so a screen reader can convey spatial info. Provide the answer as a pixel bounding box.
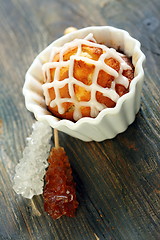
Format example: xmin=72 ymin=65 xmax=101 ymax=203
xmin=0 ymin=0 xmax=160 ymax=239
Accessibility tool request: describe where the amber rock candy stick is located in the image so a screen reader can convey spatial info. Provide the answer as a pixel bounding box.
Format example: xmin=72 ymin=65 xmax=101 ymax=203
xmin=43 ymin=146 xmax=79 ymax=219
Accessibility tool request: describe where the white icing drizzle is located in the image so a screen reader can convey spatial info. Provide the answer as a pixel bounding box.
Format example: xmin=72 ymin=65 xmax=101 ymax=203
xmin=42 ymin=34 xmax=132 ymax=121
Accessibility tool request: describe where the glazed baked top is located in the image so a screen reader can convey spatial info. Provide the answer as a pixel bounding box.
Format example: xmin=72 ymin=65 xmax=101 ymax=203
xmin=42 ymin=33 xmax=134 ymax=121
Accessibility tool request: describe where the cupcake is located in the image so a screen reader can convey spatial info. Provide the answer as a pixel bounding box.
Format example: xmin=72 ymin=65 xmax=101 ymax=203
xmin=42 ymin=33 xmax=134 ymax=122
xmin=23 ymin=26 xmax=145 ymax=141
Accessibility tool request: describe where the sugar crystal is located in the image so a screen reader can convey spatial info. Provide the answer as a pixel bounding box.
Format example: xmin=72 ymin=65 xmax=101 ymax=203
xmin=13 ymin=121 xmax=52 ymax=199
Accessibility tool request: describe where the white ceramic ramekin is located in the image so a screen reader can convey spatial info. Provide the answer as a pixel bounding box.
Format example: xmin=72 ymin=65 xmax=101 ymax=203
xmin=23 ymin=26 xmax=145 ymax=142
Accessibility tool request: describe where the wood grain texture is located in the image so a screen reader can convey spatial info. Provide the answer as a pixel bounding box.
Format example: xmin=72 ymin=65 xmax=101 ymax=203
xmin=0 ymin=0 xmax=160 ymax=239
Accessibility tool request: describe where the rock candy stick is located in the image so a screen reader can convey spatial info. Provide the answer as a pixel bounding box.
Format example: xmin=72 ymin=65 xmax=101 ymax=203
xmin=13 ymin=122 xmax=52 ymax=199
xmin=43 ymin=129 xmax=79 ymax=219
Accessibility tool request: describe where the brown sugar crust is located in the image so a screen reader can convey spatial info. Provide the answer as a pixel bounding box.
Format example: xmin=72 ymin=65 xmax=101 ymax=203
xmin=45 ymin=44 xmax=134 ymax=121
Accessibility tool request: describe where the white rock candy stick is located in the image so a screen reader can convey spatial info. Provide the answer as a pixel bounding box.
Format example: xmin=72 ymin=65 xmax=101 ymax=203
xmin=13 ymin=122 xmax=52 ymax=199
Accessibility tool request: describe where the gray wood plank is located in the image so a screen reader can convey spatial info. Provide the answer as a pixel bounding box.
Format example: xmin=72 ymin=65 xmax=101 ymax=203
xmin=0 ymin=0 xmax=160 ymax=239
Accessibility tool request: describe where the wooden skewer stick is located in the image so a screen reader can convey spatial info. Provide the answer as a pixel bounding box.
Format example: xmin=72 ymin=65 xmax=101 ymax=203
xmin=54 ymin=128 xmax=60 ymax=149
xmin=64 ymin=27 xmax=77 ymax=35
xmin=30 ymin=198 xmax=41 ymax=216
